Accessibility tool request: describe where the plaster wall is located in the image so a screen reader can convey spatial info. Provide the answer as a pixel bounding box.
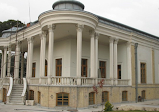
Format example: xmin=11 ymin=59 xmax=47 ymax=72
xmin=118 ymin=43 xmax=127 ymax=79
xmin=138 ymin=45 xmax=153 ymax=84
xmin=154 ymin=49 xmax=159 ymax=84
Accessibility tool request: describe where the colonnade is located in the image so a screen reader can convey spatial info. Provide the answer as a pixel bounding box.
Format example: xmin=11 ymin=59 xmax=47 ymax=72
xmin=0 ymin=23 xmax=132 ymax=86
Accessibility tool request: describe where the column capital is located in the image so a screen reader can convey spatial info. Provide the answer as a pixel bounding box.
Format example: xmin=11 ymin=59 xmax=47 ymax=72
xmin=89 ymin=30 xmax=95 ymax=37
xmin=114 ymin=38 xmax=119 ymax=44
xmin=126 ymin=41 xmax=131 ymax=47
xmin=3 ymin=46 xmax=7 ymax=50
xmin=95 ymin=32 xmax=100 ymax=39
xmin=76 ymin=24 xmax=84 ymax=32
xmin=109 ymin=37 xmax=114 ymax=43
xmin=48 ymin=24 xmax=56 ymax=32
xmin=27 ymin=37 xmax=34 ymax=43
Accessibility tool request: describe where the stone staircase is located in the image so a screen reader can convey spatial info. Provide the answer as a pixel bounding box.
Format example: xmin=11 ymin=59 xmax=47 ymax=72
xmin=9 ymin=84 xmax=24 ymax=105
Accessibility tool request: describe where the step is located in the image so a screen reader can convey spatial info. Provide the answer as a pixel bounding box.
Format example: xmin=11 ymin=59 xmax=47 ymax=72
xmin=7 ymin=102 xmax=24 ymax=105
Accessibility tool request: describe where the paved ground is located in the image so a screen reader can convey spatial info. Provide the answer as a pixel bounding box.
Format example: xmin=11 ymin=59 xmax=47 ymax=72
xmin=0 ymin=100 xmax=159 ymax=112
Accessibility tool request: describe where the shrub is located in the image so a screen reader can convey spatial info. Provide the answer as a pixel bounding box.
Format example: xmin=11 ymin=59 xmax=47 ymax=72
xmin=104 ymin=101 xmax=114 ymax=111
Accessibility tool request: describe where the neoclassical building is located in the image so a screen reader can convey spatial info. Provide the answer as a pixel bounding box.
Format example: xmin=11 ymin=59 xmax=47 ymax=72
xmin=0 ymin=0 xmax=159 ymax=108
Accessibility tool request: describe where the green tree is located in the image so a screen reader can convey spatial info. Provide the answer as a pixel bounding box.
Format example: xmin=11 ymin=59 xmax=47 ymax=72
xmin=0 ymin=19 xmax=25 ymax=37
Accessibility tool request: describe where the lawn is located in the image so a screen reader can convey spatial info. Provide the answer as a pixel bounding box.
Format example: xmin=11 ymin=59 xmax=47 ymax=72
xmin=107 ymin=110 xmax=159 ymax=112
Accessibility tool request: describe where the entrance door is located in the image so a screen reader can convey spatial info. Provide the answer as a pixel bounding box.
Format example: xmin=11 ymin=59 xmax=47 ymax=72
xmin=56 ymin=59 xmax=62 ymax=83
xmin=3 ymin=88 xmax=7 ymax=103
xmin=38 ymin=91 xmax=41 ymax=104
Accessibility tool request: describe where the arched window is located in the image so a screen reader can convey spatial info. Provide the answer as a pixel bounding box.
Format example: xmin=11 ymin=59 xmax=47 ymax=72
xmin=122 ymin=91 xmax=127 ymax=101
xmin=38 ymin=91 xmax=41 ymax=104
xmin=56 ymin=92 xmax=69 ymax=106
xmin=45 ymin=60 xmax=47 ymax=76
xmin=102 ymin=91 xmax=109 ymax=103
xmin=89 ymin=92 xmax=95 ymax=105
xmin=29 ymin=90 xmax=34 ymax=100
xmin=141 ymin=90 xmax=146 ymax=99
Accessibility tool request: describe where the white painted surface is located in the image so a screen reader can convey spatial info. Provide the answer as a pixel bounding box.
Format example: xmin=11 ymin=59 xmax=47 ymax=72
xmin=138 ymin=45 xmax=152 ymax=84
xmin=154 ymin=49 xmax=159 ymax=84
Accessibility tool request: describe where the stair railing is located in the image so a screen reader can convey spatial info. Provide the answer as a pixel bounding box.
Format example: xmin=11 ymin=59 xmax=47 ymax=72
xmin=21 ymin=78 xmax=27 ymax=103
xmin=6 ymin=77 xmax=13 ymax=103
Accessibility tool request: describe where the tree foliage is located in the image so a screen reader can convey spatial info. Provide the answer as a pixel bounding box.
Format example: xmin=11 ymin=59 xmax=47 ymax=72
xmin=0 ymin=20 xmax=25 ymax=37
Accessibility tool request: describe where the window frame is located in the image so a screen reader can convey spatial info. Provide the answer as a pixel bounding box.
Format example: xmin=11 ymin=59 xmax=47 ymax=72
xmin=141 ymin=90 xmax=146 ymax=99
xmin=99 ymin=61 xmax=106 ymax=78
xmin=140 ymin=63 xmax=146 ymax=83
xmin=89 ymin=92 xmax=95 ymax=105
xmin=81 ymin=59 xmax=87 ymax=77
xmin=118 ymin=65 xmax=121 ymax=79
xmin=122 ymin=91 xmax=128 ymax=101
xmin=56 ymin=92 xmax=69 ymax=106
xmin=29 ymin=90 xmax=34 ymax=100
xmin=38 ymin=91 xmax=41 ymax=104
xmin=102 ymin=91 xmax=109 ymax=103
xmin=32 ymin=62 xmax=36 ymax=77
xmin=56 ymin=58 xmax=62 ymax=76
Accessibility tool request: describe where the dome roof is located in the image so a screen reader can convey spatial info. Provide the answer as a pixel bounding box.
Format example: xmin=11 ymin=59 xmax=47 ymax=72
xmin=52 ymin=0 xmax=85 ymax=10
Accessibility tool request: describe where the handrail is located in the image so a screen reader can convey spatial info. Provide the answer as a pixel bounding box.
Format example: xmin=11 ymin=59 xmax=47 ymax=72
xmin=7 ymin=77 xmax=13 ymax=96
xmin=21 ymin=78 xmax=27 ymax=103
xmin=21 ymin=78 xmax=27 ymax=96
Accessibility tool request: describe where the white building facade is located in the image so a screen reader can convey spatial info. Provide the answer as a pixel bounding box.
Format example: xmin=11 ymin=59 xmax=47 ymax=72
xmin=0 ymin=0 xmax=159 ymax=108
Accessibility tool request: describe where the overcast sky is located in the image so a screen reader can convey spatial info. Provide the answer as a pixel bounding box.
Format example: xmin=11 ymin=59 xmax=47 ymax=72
xmin=0 ymin=0 xmax=159 ymax=37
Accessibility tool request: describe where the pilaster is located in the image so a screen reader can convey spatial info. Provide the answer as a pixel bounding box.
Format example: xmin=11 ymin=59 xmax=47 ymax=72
xmin=3 ymin=46 xmax=7 ymax=78
xmin=127 ymin=41 xmax=132 ymax=85
xmin=7 ymin=45 xmax=11 ymax=77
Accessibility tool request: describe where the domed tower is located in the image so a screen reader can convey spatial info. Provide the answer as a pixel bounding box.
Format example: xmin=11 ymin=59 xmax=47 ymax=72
xmin=52 ymin=0 xmax=85 ymax=11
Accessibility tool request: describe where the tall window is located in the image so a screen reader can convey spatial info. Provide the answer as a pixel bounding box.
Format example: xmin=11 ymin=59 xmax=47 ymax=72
xmin=29 ymin=90 xmax=34 ymax=100
xmin=89 ymin=92 xmax=95 ymax=105
xmin=45 ymin=60 xmax=47 ymax=76
xmin=141 ymin=90 xmax=146 ymax=99
xmin=102 ymin=91 xmax=109 ymax=102
xmin=141 ymin=63 xmax=146 ymax=83
xmin=118 ymin=65 xmax=121 ymax=79
xmin=122 ymin=91 xmax=127 ymax=101
xmin=81 ymin=59 xmax=87 ymax=77
xmin=99 ymin=61 xmax=106 ymax=78
xmin=32 ymin=63 xmax=36 ymax=77
xmin=56 ymin=92 xmax=69 ymax=106
xmin=56 ymin=59 xmax=62 ymax=76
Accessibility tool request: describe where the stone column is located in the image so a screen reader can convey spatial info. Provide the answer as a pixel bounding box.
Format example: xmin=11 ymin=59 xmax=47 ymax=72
xmin=14 ymin=41 xmax=20 ymax=79
xmin=76 ymin=24 xmax=84 ymax=85
xmin=127 ymin=42 xmax=132 ymax=85
xmin=26 ymin=40 xmax=30 ymax=78
xmin=109 ymin=38 xmax=114 ymax=85
xmin=28 ymin=37 xmax=34 ymax=78
xmin=40 ymin=31 xmax=47 ymax=78
xmin=21 ymin=52 xmax=24 ymax=82
xmin=7 ymin=45 xmax=11 ymax=77
xmin=48 ymin=24 xmax=55 ymax=84
xmin=113 ymin=38 xmax=118 ymax=85
xmin=1 ymin=50 xmax=4 ymax=78
xmin=3 ymin=47 xmax=7 ymax=78
xmin=94 ymin=33 xmax=99 ymax=78
xmin=90 ymin=30 xmax=95 ymax=78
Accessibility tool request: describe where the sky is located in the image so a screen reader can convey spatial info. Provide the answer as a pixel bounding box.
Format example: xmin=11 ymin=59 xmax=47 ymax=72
xmin=0 ymin=0 xmax=159 ymax=37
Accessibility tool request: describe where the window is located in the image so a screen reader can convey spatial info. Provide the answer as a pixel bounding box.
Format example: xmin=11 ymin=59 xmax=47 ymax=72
xmin=118 ymin=65 xmax=121 ymax=79
xmin=56 ymin=92 xmax=69 ymax=106
xmin=141 ymin=63 xmax=146 ymax=83
xmin=81 ymin=59 xmax=87 ymax=77
xmin=32 ymin=63 xmax=36 ymax=77
xmin=89 ymin=92 xmax=95 ymax=105
xmin=102 ymin=91 xmax=109 ymax=102
xmin=122 ymin=91 xmax=127 ymax=101
xmin=99 ymin=61 xmax=106 ymax=78
xmin=56 ymin=59 xmax=62 ymax=76
xmin=141 ymin=90 xmax=146 ymax=99
xmin=29 ymin=90 xmax=34 ymax=100
xmin=45 ymin=60 xmax=47 ymax=76
xmin=38 ymin=91 xmax=41 ymax=104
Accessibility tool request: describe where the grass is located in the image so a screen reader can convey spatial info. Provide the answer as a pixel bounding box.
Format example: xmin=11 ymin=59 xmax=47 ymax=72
xmin=107 ymin=110 xmax=159 ymax=112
